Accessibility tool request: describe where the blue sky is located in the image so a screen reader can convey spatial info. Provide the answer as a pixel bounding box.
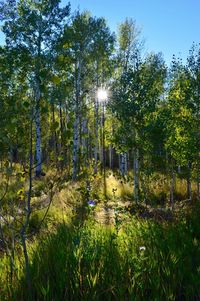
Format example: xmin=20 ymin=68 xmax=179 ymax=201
xmin=64 ymin=0 xmax=200 ymax=65
xmin=0 ymin=0 xmax=199 ymax=65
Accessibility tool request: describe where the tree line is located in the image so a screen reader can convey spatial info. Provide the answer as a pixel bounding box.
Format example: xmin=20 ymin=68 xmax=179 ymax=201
xmin=0 ymin=0 xmax=200 ymax=205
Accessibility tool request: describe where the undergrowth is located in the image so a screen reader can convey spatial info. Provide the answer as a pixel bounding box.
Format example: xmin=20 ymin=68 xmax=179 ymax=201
xmin=1 ymin=170 xmax=200 ymax=301
xmin=1 ymin=207 xmax=200 ymax=301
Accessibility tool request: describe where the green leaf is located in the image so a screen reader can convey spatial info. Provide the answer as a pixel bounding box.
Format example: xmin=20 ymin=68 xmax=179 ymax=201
xmin=58 ymin=156 xmax=64 ymax=161
xmin=52 ymin=75 xmax=61 ymax=85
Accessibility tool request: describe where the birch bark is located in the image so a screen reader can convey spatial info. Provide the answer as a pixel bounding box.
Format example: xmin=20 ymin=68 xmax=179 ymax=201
xmin=35 ymin=80 xmax=42 ymax=177
xmin=72 ymin=59 xmax=81 ymax=180
xmin=134 ymin=148 xmax=139 ymax=202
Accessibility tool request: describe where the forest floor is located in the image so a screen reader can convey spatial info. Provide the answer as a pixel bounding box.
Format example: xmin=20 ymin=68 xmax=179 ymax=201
xmin=29 ymin=169 xmax=198 ymax=229
xmin=1 ymin=169 xmax=200 ymax=300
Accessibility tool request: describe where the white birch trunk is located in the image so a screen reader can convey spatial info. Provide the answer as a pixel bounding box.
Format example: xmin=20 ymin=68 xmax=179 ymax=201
xmin=124 ymin=152 xmax=128 ymax=175
xmin=35 ymin=82 xmax=42 ymax=177
xmin=134 ymin=148 xmax=139 ymax=202
xmin=35 ymin=19 xmax=42 ymax=177
xmin=109 ymin=144 xmax=113 ymax=171
xmin=72 ymin=116 xmax=79 ymax=180
xmin=120 ymin=153 xmax=126 ymax=176
xmin=99 ymin=103 xmax=104 ymax=173
xmin=72 ymin=59 xmax=81 ymax=180
xmin=94 ymin=97 xmax=99 ymax=174
xmin=82 ymin=118 xmax=88 ymax=166
xmin=102 ymin=102 xmax=106 ymax=196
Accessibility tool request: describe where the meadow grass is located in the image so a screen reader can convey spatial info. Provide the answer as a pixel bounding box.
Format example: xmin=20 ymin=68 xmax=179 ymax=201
xmin=1 ymin=171 xmax=200 ymax=300
xmin=1 ymin=206 xmax=200 ymax=301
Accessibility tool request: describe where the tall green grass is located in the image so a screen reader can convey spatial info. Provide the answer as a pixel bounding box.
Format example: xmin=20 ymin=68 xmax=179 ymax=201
xmin=1 ymin=208 xmax=199 ymax=301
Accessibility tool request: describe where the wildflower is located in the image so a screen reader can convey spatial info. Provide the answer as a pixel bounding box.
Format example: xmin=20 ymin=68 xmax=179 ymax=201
xmin=139 ymin=246 xmax=146 ymax=251
xmin=88 ymin=200 xmax=96 ymax=207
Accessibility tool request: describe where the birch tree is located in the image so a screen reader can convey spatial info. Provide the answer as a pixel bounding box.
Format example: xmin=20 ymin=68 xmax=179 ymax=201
xmin=0 ymin=0 xmax=70 ymax=176
xmin=166 ymin=56 xmax=198 ymax=203
xmin=117 ymin=19 xmax=141 ymax=176
xmin=111 ymin=52 xmax=166 ymax=201
xmin=61 ymin=11 xmax=114 ymax=179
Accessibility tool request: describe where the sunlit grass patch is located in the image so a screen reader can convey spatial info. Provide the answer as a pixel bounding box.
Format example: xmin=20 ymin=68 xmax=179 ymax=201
xmin=104 ymin=173 xmax=133 ymax=199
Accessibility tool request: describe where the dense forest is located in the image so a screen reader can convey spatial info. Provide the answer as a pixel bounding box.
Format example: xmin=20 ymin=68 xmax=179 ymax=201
xmin=1 ymin=1 xmax=200 ymax=300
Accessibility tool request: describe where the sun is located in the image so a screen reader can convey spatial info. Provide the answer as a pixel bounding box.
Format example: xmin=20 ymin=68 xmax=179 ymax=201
xmin=97 ymin=89 xmax=108 ymax=102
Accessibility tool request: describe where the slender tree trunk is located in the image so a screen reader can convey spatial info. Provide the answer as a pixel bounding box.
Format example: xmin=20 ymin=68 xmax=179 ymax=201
xmin=35 ymin=22 xmax=42 ymax=177
xmin=109 ymin=144 xmax=113 ymax=171
xmin=59 ymin=101 xmax=64 ymax=148
xmin=140 ymin=155 xmax=147 ymax=203
xmin=20 ymin=107 xmax=34 ymax=300
xmin=94 ymin=96 xmax=99 ymax=174
xmin=21 ymin=235 xmax=32 ymax=300
xmin=100 ymin=104 xmax=104 ymax=175
xmin=72 ymin=115 xmax=79 ymax=180
xmin=187 ymin=161 xmax=192 ymax=200
xmin=82 ymin=118 xmax=88 ymax=166
xmin=125 ymin=152 xmax=128 ymax=174
xmin=134 ymin=148 xmax=139 ymax=202
xmin=65 ymin=106 xmax=71 ymax=174
xmin=120 ymin=153 xmax=125 ymax=176
xmin=52 ymin=103 xmax=58 ymax=162
xmin=120 ymin=152 xmax=128 ymax=176
xmin=170 ymin=161 xmax=175 ymax=209
xmin=102 ymin=102 xmax=107 ymax=196
xmin=10 ymin=199 xmax=15 ymax=290
xmin=35 ymin=80 xmax=42 ymax=177
xmin=59 ymin=101 xmax=65 ymax=169
xmin=72 ymin=59 xmax=81 ymax=180
xmin=196 ymin=162 xmax=200 ymax=200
